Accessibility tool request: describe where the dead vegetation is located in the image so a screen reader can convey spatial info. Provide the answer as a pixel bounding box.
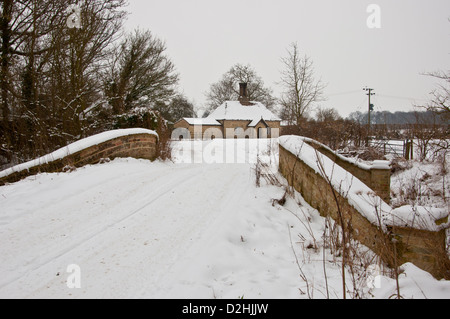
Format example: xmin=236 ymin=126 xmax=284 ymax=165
xmin=264 ymin=140 xmax=449 ymax=298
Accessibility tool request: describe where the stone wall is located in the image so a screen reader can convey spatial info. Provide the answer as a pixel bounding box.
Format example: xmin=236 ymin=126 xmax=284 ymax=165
xmin=0 ymin=132 xmax=158 ymax=185
xmin=279 ymin=144 xmax=449 ymax=279
xmin=303 ymin=138 xmax=391 ymax=202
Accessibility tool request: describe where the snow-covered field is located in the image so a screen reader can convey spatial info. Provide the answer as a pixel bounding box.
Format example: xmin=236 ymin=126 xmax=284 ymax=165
xmin=0 ymin=139 xmax=449 ymax=299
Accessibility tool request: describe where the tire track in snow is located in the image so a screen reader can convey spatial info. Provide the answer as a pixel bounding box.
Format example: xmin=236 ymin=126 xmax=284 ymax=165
xmin=132 ymin=165 xmax=254 ymax=298
xmin=25 ymin=164 xmax=251 ymax=298
xmin=63 ymin=164 xmax=252 ymax=298
xmin=0 ymin=161 xmax=155 ymax=227
xmin=0 ymin=163 xmax=205 ymax=294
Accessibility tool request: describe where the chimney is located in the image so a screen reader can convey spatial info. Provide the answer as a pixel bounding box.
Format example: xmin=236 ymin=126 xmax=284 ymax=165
xmin=238 ymin=82 xmax=251 ymax=105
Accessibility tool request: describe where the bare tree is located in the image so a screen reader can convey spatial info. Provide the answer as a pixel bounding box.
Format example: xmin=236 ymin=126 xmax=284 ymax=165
xmin=416 ymin=67 xmax=450 ymax=165
xmin=204 ymin=63 xmax=277 ymax=116
xmin=0 ymin=0 xmax=67 ymax=145
xmin=104 ymin=29 xmax=179 ymax=115
xmin=316 ymin=106 xmax=342 ymax=122
xmin=44 ymin=0 xmax=127 ymax=138
xmin=0 ymin=0 xmax=128 ymax=164
xmin=422 ymin=70 xmax=450 ymax=120
xmin=279 ymin=43 xmax=326 ymax=125
xmin=164 ymin=94 xmax=195 ymax=123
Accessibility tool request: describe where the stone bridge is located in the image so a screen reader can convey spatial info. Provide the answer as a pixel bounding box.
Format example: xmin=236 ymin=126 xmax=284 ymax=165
xmin=0 ymin=129 xmax=158 ymax=186
xmin=278 ymin=135 xmax=449 ymax=279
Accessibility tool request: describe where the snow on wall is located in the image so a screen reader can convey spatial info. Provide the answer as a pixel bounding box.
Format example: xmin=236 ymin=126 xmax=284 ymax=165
xmin=0 ymin=128 xmax=158 ymax=179
xmin=279 ymin=135 xmax=449 ymax=232
xmin=299 ymin=136 xmax=390 ymax=171
xmin=300 ymin=136 xmax=391 ymax=201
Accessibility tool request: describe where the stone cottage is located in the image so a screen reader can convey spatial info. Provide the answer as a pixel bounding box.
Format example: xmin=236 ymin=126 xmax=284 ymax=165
xmin=173 ymin=83 xmax=281 ymax=139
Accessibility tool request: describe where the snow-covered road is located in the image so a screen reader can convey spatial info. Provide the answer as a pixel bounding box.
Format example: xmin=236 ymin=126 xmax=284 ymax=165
xmin=0 ymin=140 xmax=304 ymax=298
xmin=1 ymin=139 xmax=449 ymax=299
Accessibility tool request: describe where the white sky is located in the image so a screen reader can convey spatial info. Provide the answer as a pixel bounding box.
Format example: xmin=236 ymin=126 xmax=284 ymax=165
xmin=124 ymin=0 xmax=450 ymax=118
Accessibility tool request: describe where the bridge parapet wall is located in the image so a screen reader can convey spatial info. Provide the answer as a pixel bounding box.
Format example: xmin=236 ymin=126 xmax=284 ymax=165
xmin=279 ymin=136 xmax=449 ymax=279
xmin=0 ymin=129 xmax=158 ymax=185
xmin=301 ymin=137 xmax=391 ymax=202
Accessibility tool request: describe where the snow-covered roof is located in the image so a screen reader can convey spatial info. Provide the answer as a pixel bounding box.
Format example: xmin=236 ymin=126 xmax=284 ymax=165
xmin=248 ymin=118 xmax=268 ymax=127
xmin=182 ymin=118 xmax=221 ymax=126
xmin=207 ymin=101 xmax=281 ymax=123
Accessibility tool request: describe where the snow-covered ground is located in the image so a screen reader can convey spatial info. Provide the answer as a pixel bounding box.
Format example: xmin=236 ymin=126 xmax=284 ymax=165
xmin=0 ymin=139 xmax=449 ymax=299
xmin=391 ymin=159 xmax=449 ymax=210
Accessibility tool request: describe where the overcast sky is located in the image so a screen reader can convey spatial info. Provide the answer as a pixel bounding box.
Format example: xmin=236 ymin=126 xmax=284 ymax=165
xmin=124 ymin=0 xmax=450 ymax=118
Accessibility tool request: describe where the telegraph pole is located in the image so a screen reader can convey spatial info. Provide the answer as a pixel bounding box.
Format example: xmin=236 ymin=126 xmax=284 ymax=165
xmin=363 ymin=87 xmax=375 ymax=146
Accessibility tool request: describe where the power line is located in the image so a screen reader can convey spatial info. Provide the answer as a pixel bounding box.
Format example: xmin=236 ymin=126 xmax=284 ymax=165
xmin=327 ymin=89 xmax=427 ymax=102
xmin=326 ymin=90 xmax=362 ymax=97
xmin=376 ymin=94 xmax=428 ymax=102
